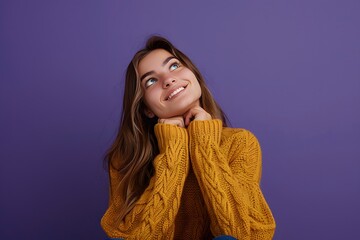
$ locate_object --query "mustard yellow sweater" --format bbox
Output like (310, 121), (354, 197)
(101, 120), (276, 239)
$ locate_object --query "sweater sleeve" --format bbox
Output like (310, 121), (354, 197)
(101, 124), (189, 239)
(188, 119), (276, 240)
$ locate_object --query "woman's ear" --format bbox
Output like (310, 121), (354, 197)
(144, 108), (155, 118)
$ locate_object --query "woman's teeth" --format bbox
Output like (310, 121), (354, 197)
(167, 87), (185, 100)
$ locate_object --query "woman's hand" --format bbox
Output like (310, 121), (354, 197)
(158, 116), (185, 128)
(158, 107), (211, 127)
(184, 106), (212, 127)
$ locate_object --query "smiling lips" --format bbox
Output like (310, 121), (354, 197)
(165, 85), (188, 100)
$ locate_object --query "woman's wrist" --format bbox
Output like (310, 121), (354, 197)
(188, 119), (223, 145)
(154, 123), (188, 152)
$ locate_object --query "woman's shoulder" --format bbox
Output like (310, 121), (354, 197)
(221, 127), (261, 148)
(222, 127), (258, 139)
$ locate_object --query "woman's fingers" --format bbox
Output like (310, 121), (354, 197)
(158, 107), (211, 128)
(184, 107), (212, 126)
(158, 116), (185, 128)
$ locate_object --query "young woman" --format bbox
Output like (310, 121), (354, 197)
(101, 36), (276, 240)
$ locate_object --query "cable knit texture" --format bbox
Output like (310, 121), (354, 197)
(101, 120), (276, 239)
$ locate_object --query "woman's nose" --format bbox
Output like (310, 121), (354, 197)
(163, 78), (176, 88)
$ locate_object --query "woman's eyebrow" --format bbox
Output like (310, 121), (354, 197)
(140, 56), (176, 81)
(162, 56), (176, 66)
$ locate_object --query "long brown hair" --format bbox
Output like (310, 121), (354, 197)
(104, 35), (228, 220)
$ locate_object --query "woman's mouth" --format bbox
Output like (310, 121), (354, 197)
(166, 85), (188, 100)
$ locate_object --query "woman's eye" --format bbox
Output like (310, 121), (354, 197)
(169, 62), (180, 71)
(145, 78), (157, 88)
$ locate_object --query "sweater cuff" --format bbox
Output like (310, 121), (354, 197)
(188, 119), (223, 144)
(154, 123), (188, 152)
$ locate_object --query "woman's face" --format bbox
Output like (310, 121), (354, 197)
(137, 49), (201, 119)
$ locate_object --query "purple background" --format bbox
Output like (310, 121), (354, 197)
(1, 0), (359, 239)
